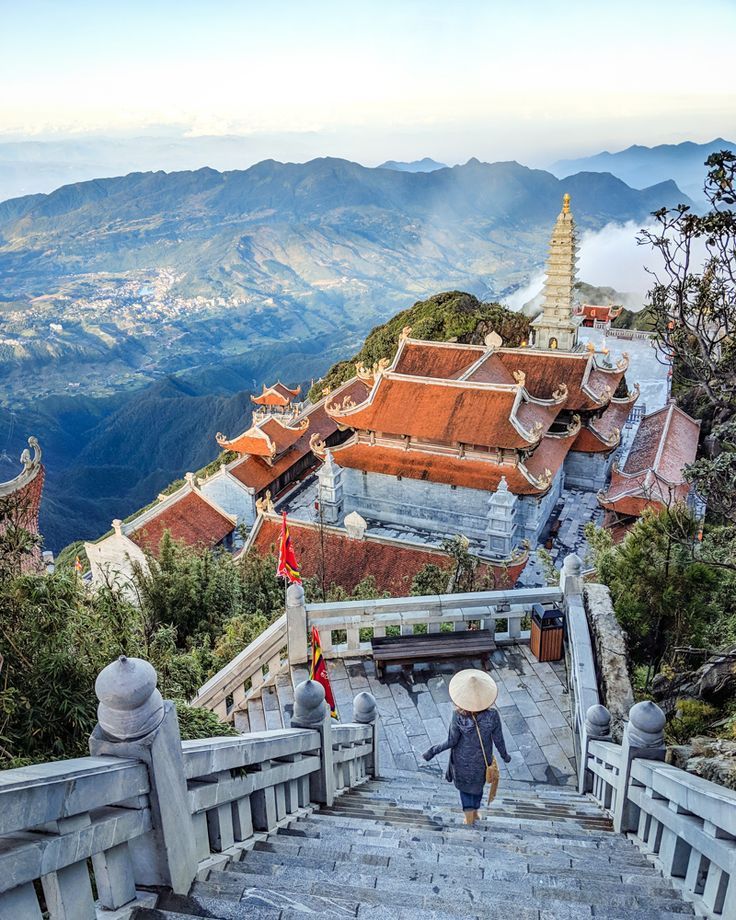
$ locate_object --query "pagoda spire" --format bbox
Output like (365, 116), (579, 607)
(529, 193), (582, 351)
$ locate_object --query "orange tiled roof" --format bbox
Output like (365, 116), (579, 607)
(128, 491), (235, 554)
(230, 379), (370, 493)
(326, 374), (560, 449)
(579, 304), (623, 321)
(247, 515), (526, 595)
(598, 402), (700, 517)
(484, 350), (627, 410)
(392, 340), (484, 379)
(571, 394), (636, 453)
(217, 416), (307, 457)
(251, 382), (301, 406)
(331, 427), (577, 495)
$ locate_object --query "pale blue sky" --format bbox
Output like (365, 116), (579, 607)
(1, 0), (734, 162)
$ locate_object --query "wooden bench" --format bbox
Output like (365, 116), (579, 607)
(371, 630), (495, 680)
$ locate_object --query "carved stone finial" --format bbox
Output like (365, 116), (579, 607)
(498, 475), (509, 493)
(292, 679), (328, 726)
(627, 700), (666, 749)
(185, 472), (197, 488)
(310, 432), (327, 457)
(95, 656), (165, 741)
(563, 553), (582, 575)
(286, 581), (305, 608)
(344, 510), (368, 540)
(112, 519), (123, 536)
(585, 704), (612, 739)
(485, 330), (503, 350)
(353, 691), (377, 724)
(512, 369), (526, 387)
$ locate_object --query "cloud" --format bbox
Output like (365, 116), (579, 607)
(505, 220), (665, 313)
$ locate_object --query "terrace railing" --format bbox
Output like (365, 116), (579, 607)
(0, 657), (378, 920)
(191, 614), (289, 722)
(582, 700), (736, 918)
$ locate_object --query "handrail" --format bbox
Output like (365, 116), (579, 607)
(192, 614), (288, 719)
(0, 756), (154, 916)
(306, 586), (563, 658)
(584, 702), (736, 918)
(0, 673), (380, 920)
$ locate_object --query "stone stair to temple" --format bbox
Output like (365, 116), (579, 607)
(131, 769), (696, 920)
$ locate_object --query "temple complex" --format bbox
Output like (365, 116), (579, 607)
(315, 196), (638, 557)
(598, 400), (700, 539)
(576, 303), (623, 328)
(0, 436), (44, 572)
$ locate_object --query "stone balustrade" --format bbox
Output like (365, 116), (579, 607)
(583, 700), (736, 918)
(294, 585), (564, 661)
(191, 613), (288, 721)
(0, 657), (378, 920)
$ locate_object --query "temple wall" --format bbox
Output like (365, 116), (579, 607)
(85, 532), (147, 592)
(564, 450), (614, 492)
(200, 473), (256, 525)
(516, 467), (565, 545)
(342, 468), (489, 542)
(341, 467), (562, 551)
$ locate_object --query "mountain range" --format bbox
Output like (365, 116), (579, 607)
(552, 138), (735, 202)
(378, 158), (448, 172)
(0, 156), (691, 550)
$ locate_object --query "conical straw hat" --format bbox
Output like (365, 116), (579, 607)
(448, 669), (498, 712)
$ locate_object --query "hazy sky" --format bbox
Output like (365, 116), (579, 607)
(1, 0), (734, 163)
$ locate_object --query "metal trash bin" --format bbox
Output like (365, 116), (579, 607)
(530, 603), (564, 662)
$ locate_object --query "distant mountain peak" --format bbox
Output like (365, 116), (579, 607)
(378, 157), (447, 173)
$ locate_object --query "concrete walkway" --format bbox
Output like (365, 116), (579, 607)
(326, 644), (577, 787)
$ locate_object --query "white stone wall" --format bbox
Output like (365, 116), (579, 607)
(342, 466), (563, 550)
(199, 472), (256, 525)
(564, 450), (614, 491)
(343, 468), (489, 541)
(85, 531), (147, 593)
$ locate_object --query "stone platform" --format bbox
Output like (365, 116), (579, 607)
(325, 644), (577, 787)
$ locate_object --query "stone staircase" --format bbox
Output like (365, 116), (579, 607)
(131, 769), (696, 920)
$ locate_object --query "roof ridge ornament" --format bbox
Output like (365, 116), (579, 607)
(484, 330), (503, 351)
(512, 369), (526, 387)
(399, 325), (412, 342)
(309, 432), (327, 457)
(552, 381), (569, 402)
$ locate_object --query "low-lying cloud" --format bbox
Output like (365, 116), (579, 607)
(505, 220), (661, 313)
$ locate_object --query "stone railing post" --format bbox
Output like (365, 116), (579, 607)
(560, 552), (583, 598)
(578, 704), (611, 793)
(353, 691), (379, 778)
(613, 700), (666, 834)
(286, 582), (309, 665)
(89, 656), (197, 895)
(290, 679), (334, 806)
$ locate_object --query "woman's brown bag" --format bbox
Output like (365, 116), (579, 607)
(472, 715), (500, 804)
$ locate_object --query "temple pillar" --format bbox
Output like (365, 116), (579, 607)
(486, 476), (518, 558)
(318, 450), (343, 524)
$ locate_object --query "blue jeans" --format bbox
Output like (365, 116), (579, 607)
(459, 790), (482, 810)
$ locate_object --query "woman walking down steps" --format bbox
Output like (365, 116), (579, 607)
(423, 669), (511, 826)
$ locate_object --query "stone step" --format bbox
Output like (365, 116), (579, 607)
(317, 804), (613, 835)
(203, 868), (693, 916)
(297, 814), (637, 852)
(251, 838), (662, 881)
(276, 819), (652, 859)
(265, 832), (655, 871)
(224, 857), (679, 902)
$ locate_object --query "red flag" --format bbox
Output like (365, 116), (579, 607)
(74, 555), (83, 573)
(276, 511), (301, 584)
(310, 625), (338, 719)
